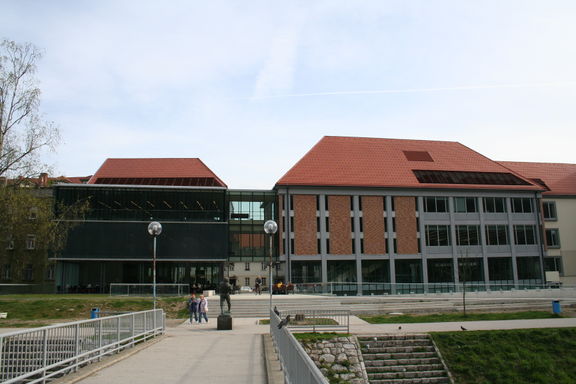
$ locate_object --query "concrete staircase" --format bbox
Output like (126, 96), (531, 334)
(218, 291), (571, 318)
(358, 334), (452, 384)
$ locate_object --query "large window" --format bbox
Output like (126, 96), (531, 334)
(395, 259), (422, 283)
(483, 197), (506, 213)
(423, 197), (448, 213)
(545, 229), (561, 248)
(511, 198), (533, 213)
(456, 225), (480, 246)
(517, 257), (541, 280)
(427, 259), (454, 283)
(454, 197), (477, 213)
(543, 201), (557, 220)
(327, 260), (356, 282)
(361, 260), (390, 283)
(514, 225), (536, 245)
(425, 225), (451, 246)
(458, 258), (484, 282)
(485, 225), (509, 246)
(488, 258), (513, 281)
(292, 261), (321, 283)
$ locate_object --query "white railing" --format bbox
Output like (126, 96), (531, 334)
(109, 283), (189, 296)
(0, 309), (164, 384)
(270, 310), (329, 384)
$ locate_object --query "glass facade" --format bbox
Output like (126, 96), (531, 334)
(291, 261), (321, 283)
(361, 260), (390, 283)
(228, 190), (277, 261)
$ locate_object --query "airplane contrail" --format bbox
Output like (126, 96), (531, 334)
(250, 81), (576, 100)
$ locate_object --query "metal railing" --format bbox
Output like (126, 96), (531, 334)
(0, 309), (164, 384)
(109, 283), (189, 296)
(292, 281), (560, 296)
(270, 310), (329, 384)
(279, 309), (350, 333)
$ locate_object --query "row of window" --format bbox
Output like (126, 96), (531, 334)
(0, 264), (55, 281)
(425, 224), (540, 246)
(4, 235), (37, 250)
(424, 197), (536, 214)
(228, 262), (269, 272)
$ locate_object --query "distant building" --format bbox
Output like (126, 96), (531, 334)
(500, 161), (576, 285)
(275, 136), (546, 294)
(53, 158), (278, 293)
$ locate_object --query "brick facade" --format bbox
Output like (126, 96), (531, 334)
(294, 195), (317, 255)
(361, 196), (386, 254)
(278, 195), (284, 255)
(394, 196), (419, 254)
(328, 195), (352, 254)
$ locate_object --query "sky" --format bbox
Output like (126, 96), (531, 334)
(2, 0), (576, 189)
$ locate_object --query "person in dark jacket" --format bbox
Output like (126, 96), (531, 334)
(187, 293), (199, 324)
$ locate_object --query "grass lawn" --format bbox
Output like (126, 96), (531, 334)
(0, 295), (189, 327)
(360, 311), (561, 324)
(432, 328), (576, 384)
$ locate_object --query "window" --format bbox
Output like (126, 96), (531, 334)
(29, 207), (38, 220)
(23, 264), (33, 281)
(261, 277), (267, 287)
(511, 198), (533, 213)
(425, 225), (451, 246)
(454, 197), (477, 213)
(228, 263), (235, 271)
(485, 225), (509, 245)
(244, 262), (250, 271)
(456, 225), (480, 246)
(514, 225), (536, 245)
(483, 197), (506, 213)
(543, 201), (557, 221)
(6, 235), (14, 250)
(244, 277), (250, 286)
(1, 264), (11, 280)
(26, 234), (36, 250)
(423, 197), (448, 213)
(545, 229), (561, 248)
(46, 264), (55, 281)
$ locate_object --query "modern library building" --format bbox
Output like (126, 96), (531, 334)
(50, 136), (571, 295)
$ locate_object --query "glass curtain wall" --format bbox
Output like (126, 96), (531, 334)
(427, 258), (454, 292)
(395, 259), (423, 293)
(228, 190), (277, 262)
(488, 258), (514, 290)
(362, 260), (390, 295)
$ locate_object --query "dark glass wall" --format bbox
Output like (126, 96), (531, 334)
(228, 190), (277, 262)
(55, 186), (226, 222)
(61, 222), (228, 260)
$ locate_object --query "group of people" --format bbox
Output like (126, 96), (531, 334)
(187, 293), (209, 324)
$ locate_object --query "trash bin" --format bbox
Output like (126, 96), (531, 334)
(552, 300), (561, 315)
(90, 308), (100, 319)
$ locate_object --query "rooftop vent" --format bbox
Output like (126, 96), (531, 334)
(403, 151), (434, 162)
(413, 170), (531, 185)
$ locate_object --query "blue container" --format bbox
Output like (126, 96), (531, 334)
(90, 308), (100, 319)
(552, 300), (561, 315)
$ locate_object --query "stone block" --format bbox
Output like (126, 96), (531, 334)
(217, 314), (232, 330)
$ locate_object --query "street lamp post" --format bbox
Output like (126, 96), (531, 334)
(263, 220), (278, 316)
(147, 221), (162, 310)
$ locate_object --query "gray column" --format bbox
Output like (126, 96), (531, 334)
(386, 196), (396, 293)
(418, 196), (429, 292)
(478, 196), (490, 289)
(449, 197), (460, 286)
(506, 198), (519, 287)
(353, 195), (363, 295)
(319, 195), (328, 287)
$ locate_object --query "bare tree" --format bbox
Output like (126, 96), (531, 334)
(0, 39), (59, 179)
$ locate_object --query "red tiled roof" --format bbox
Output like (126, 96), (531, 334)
(88, 158), (227, 187)
(499, 161), (576, 196)
(276, 136), (542, 191)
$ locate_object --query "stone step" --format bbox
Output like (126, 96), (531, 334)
(362, 346), (436, 354)
(358, 334), (430, 341)
(369, 377), (451, 384)
(362, 352), (438, 360)
(365, 357), (441, 367)
(359, 339), (432, 348)
(368, 369), (448, 380)
(365, 363), (445, 373)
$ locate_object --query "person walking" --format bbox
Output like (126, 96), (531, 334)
(254, 276), (262, 295)
(198, 294), (208, 323)
(187, 293), (199, 324)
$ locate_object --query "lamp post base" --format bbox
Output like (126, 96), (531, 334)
(217, 314), (233, 330)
